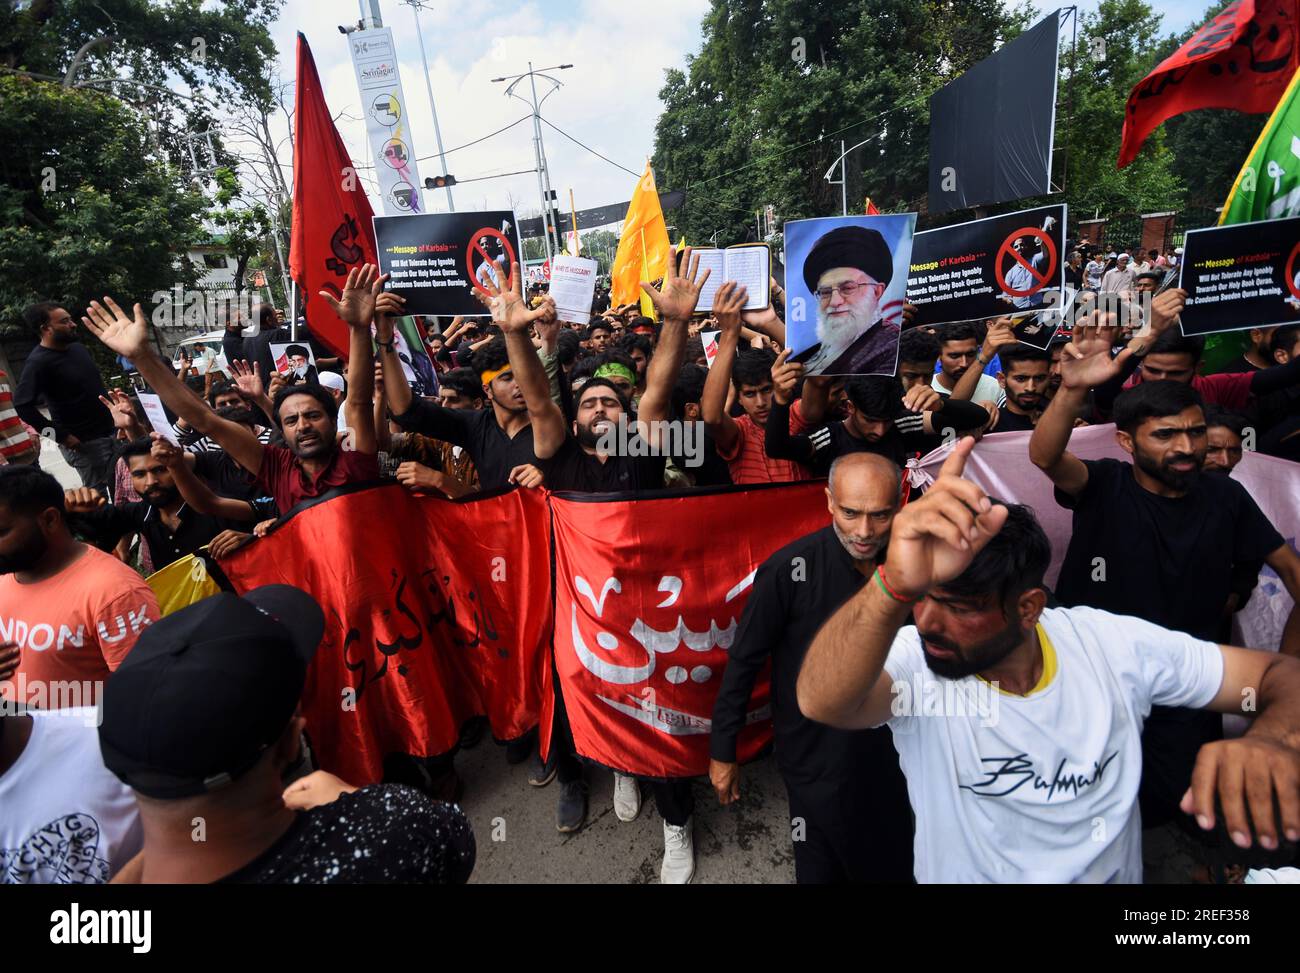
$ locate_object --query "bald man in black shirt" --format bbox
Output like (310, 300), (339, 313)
(710, 452), (913, 883)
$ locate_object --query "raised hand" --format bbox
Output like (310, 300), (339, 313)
(63, 487), (106, 514)
(881, 437), (1008, 601)
(320, 263), (387, 328)
(1059, 317), (1129, 391)
(373, 291), (407, 342)
(82, 297), (152, 361)
(1142, 287), (1186, 339)
(712, 280), (749, 337)
(770, 348), (803, 405)
(229, 359), (264, 400)
(475, 261), (553, 334)
(641, 246), (713, 322)
(149, 432), (183, 468)
(981, 317), (1017, 359)
(98, 389), (138, 432)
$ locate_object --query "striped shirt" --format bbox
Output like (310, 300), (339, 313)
(717, 408), (813, 485)
(0, 371), (38, 464)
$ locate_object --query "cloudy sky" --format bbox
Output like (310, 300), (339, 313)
(249, 0), (1212, 220)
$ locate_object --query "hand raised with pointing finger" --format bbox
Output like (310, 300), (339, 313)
(882, 437), (1007, 601)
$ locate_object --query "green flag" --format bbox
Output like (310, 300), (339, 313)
(1220, 66), (1300, 225)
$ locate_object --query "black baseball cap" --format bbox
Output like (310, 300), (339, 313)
(99, 586), (324, 799)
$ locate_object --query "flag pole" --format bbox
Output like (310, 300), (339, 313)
(570, 188), (580, 256)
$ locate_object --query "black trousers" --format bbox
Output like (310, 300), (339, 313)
(548, 665), (585, 785)
(784, 734), (914, 884)
(649, 780), (694, 827)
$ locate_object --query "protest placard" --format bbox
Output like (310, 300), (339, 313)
(373, 211), (522, 316)
(907, 204), (1066, 327)
(1178, 216), (1300, 336)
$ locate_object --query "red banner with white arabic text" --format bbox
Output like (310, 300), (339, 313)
(548, 483), (831, 779)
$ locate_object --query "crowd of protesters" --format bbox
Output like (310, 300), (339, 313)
(3, 237), (1300, 887)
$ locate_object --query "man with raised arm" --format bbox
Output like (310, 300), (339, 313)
(378, 265), (556, 491)
(797, 438), (1300, 883)
(81, 267), (385, 514)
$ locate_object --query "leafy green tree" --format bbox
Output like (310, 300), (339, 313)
(208, 167), (273, 296)
(0, 76), (207, 343)
(652, 0), (1032, 243)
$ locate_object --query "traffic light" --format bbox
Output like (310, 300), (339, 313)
(424, 175), (457, 189)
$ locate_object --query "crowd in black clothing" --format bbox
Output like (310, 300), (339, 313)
(4, 243), (1300, 887)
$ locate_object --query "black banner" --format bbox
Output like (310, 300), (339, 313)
(907, 204), (1066, 327)
(1178, 216), (1300, 337)
(372, 211), (522, 317)
(518, 190), (686, 239)
(927, 12), (1059, 213)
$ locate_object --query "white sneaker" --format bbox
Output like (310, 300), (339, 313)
(660, 817), (695, 884)
(613, 772), (641, 822)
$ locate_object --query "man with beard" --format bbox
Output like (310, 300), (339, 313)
(796, 225), (900, 376)
(15, 303), (116, 493)
(1030, 325), (1300, 836)
(60, 438), (239, 567)
(997, 215), (1056, 312)
(765, 368), (986, 473)
(0, 466), (159, 706)
(379, 296), (551, 492)
(1203, 407), (1248, 475)
(710, 452), (913, 883)
(82, 268), (385, 516)
(990, 344), (1052, 432)
(523, 249), (710, 869)
(282, 345), (319, 386)
(797, 452), (1300, 883)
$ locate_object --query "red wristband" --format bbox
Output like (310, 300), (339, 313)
(874, 564), (920, 605)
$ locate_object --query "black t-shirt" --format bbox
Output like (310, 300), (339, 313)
(216, 784), (475, 884)
(711, 525), (905, 787)
(14, 344), (114, 442)
(193, 449), (265, 505)
(71, 501), (243, 567)
(994, 406), (1037, 432)
(1054, 458), (1282, 642)
(540, 433), (666, 493)
(392, 400), (536, 490)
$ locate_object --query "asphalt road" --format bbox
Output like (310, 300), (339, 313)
(456, 740), (797, 884)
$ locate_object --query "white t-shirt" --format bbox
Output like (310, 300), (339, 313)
(0, 708), (142, 884)
(932, 370), (1004, 407)
(881, 606), (1223, 883)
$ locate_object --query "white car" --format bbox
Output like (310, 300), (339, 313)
(171, 330), (230, 375)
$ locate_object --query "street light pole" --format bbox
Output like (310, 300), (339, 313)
(492, 62), (573, 270)
(404, 1), (455, 212)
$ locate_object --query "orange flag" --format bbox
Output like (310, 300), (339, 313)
(612, 162), (670, 307)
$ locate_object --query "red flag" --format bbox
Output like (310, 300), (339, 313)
(289, 33), (378, 360)
(865, 197), (880, 215)
(548, 483), (831, 778)
(1118, 0), (1300, 168)
(221, 485), (553, 785)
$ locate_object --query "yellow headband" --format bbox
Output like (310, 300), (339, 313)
(481, 366), (510, 386)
